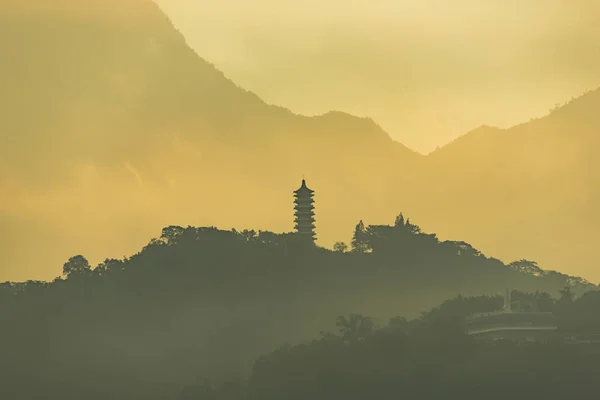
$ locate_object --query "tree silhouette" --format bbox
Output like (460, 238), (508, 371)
(351, 221), (369, 253)
(62, 255), (91, 278)
(559, 286), (575, 303)
(509, 259), (546, 276)
(249, 298), (600, 400)
(394, 213), (405, 227)
(93, 258), (124, 276)
(333, 242), (348, 253)
(388, 316), (409, 333)
(160, 225), (186, 245)
(335, 314), (374, 342)
(0, 216), (596, 399)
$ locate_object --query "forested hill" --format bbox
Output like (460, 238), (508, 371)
(0, 215), (595, 396)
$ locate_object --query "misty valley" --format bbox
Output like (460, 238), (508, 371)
(2, 214), (600, 399)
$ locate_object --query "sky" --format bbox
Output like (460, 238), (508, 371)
(2, 0), (600, 284)
(157, 0), (600, 153)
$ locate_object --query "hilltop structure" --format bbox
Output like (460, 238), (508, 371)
(293, 179), (316, 243)
(465, 289), (558, 342)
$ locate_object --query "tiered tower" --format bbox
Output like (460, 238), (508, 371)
(293, 179), (316, 243)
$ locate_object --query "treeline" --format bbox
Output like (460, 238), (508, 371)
(183, 290), (600, 400)
(2, 286), (600, 399)
(2, 213), (593, 294)
(0, 215), (597, 398)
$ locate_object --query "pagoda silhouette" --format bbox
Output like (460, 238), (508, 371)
(293, 178), (316, 243)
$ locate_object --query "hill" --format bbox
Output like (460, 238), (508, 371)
(0, 216), (596, 397)
(2, 0), (600, 283)
(423, 88), (600, 281)
(245, 290), (600, 400)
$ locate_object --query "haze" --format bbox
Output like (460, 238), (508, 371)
(158, 0), (600, 153)
(2, 0), (600, 285)
(3, 2), (600, 397)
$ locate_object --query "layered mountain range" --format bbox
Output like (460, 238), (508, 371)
(1, 0), (599, 282)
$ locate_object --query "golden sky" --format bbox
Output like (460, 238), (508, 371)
(2, 0), (600, 284)
(158, 0), (600, 153)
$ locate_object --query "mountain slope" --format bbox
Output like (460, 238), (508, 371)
(0, 0), (420, 281)
(1, 0), (600, 283)
(422, 88), (600, 281)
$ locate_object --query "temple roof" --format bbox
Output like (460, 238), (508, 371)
(294, 179), (314, 194)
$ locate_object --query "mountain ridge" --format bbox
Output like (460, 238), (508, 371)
(2, 0), (600, 283)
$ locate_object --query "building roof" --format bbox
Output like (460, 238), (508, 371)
(294, 179), (314, 195)
(465, 289), (558, 337)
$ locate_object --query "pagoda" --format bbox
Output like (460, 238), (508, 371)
(293, 179), (316, 243)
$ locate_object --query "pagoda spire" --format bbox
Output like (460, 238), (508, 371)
(293, 178), (316, 242)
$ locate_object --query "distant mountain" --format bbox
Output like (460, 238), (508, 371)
(0, 0), (420, 280)
(1, 0), (599, 283)
(421, 88), (600, 282)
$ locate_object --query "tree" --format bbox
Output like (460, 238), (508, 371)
(509, 259), (545, 276)
(62, 255), (91, 278)
(404, 217), (422, 234)
(394, 213), (405, 228)
(532, 291), (554, 312)
(160, 225), (185, 245)
(388, 316), (409, 333)
(335, 314), (374, 342)
(351, 221), (369, 253)
(237, 229), (258, 242)
(333, 242), (348, 253)
(394, 213), (421, 234)
(449, 241), (482, 257)
(559, 286), (575, 303)
(257, 231), (289, 247)
(94, 258), (123, 276)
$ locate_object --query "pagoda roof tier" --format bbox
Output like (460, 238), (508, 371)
(293, 179), (315, 194)
(294, 202), (314, 208)
(295, 221), (316, 226)
(295, 220), (315, 224)
(295, 224), (316, 230)
(294, 214), (315, 219)
(293, 190), (314, 195)
(294, 212), (315, 218)
(294, 191), (314, 197)
(295, 227), (316, 232)
(296, 232), (317, 238)
(295, 230), (316, 235)
(294, 208), (315, 212)
(293, 196), (314, 202)
(294, 202), (314, 207)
